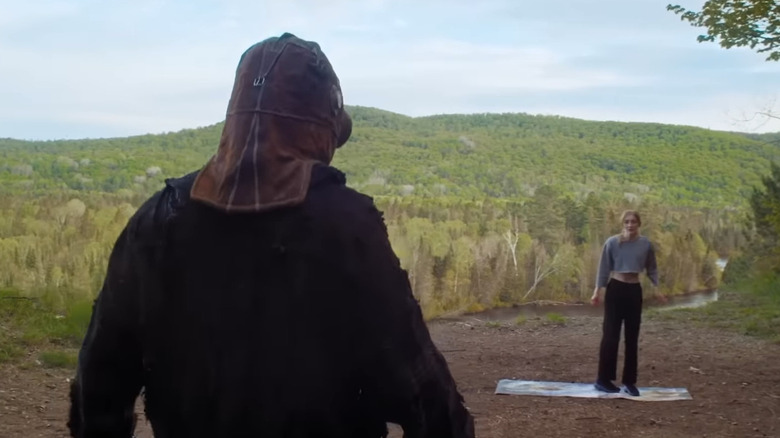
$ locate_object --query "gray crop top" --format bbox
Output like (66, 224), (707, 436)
(596, 235), (658, 288)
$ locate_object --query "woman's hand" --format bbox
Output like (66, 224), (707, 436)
(591, 287), (603, 306)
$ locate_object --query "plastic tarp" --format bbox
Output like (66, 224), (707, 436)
(495, 379), (692, 402)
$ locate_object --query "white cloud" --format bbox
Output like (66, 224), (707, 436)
(332, 38), (652, 117)
(0, 0), (777, 139)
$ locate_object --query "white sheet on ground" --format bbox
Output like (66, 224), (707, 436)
(494, 379), (692, 401)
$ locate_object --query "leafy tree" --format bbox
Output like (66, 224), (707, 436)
(723, 161), (780, 281)
(748, 161), (780, 267)
(668, 0), (780, 61)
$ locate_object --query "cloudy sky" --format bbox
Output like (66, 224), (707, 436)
(1, 0), (779, 140)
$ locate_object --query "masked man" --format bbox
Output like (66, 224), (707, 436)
(68, 33), (474, 438)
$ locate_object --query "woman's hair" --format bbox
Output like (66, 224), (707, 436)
(618, 210), (641, 243)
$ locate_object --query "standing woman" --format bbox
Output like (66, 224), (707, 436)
(590, 210), (665, 396)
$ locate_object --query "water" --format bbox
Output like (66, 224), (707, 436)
(446, 289), (719, 323)
(442, 259), (727, 324)
(659, 289), (719, 311)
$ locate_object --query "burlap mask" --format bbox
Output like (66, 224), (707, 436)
(191, 33), (352, 212)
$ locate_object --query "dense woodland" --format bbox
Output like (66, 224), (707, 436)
(1, 107), (778, 318)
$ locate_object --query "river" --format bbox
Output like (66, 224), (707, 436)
(442, 258), (728, 323)
(445, 289), (720, 323)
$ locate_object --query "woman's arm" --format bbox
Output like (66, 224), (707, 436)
(591, 239), (612, 305)
(646, 242), (667, 303)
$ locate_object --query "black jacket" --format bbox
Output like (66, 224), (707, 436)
(68, 164), (475, 438)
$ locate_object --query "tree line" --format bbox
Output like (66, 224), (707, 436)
(0, 183), (738, 319)
(1, 106), (775, 319)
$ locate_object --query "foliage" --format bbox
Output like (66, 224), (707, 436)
(0, 106), (773, 347)
(651, 274), (780, 342)
(39, 350), (79, 369)
(689, 161), (780, 343)
(0, 184), (730, 323)
(668, 0), (780, 61)
(0, 288), (91, 364)
(748, 161), (780, 264)
(2, 107), (779, 210)
(544, 312), (566, 325)
(723, 160), (780, 282)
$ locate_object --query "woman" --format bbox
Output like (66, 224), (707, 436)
(590, 210), (665, 396)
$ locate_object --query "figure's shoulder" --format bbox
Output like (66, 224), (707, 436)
(306, 164), (386, 233)
(604, 235), (620, 246)
(165, 170), (199, 199)
(308, 164), (377, 210)
(126, 170), (200, 242)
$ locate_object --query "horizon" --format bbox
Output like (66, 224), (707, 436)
(2, 0), (780, 141)
(3, 104), (778, 143)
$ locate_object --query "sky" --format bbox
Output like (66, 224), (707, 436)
(1, 0), (779, 140)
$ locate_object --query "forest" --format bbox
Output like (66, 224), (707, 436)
(1, 106), (778, 319)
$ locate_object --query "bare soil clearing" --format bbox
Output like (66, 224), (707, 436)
(2, 314), (779, 437)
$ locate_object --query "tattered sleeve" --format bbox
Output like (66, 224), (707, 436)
(67, 198), (159, 437)
(349, 200), (475, 438)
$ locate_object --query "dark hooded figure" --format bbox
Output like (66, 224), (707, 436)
(67, 33), (474, 438)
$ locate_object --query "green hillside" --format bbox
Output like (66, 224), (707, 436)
(2, 106), (778, 210)
(0, 106), (776, 325)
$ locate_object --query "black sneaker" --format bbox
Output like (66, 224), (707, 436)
(623, 384), (640, 396)
(594, 380), (621, 393)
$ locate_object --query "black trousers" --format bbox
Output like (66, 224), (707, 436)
(597, 278), (643, 385)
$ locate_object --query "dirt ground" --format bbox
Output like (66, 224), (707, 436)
(2, 314), (779, 438)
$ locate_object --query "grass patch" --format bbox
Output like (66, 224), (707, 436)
(465, 302), (486, 313)
(485, 320), (503, 328)
(544, 312), (566, 325)
(0, 288), (92, 365)
(649, 274), (780, 342)
(0, 342), (24, 364)
(39, 350), (79, 369)
(514, 315), (527, 326)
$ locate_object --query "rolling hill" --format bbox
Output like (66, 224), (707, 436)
(1, 106), (778, 209)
